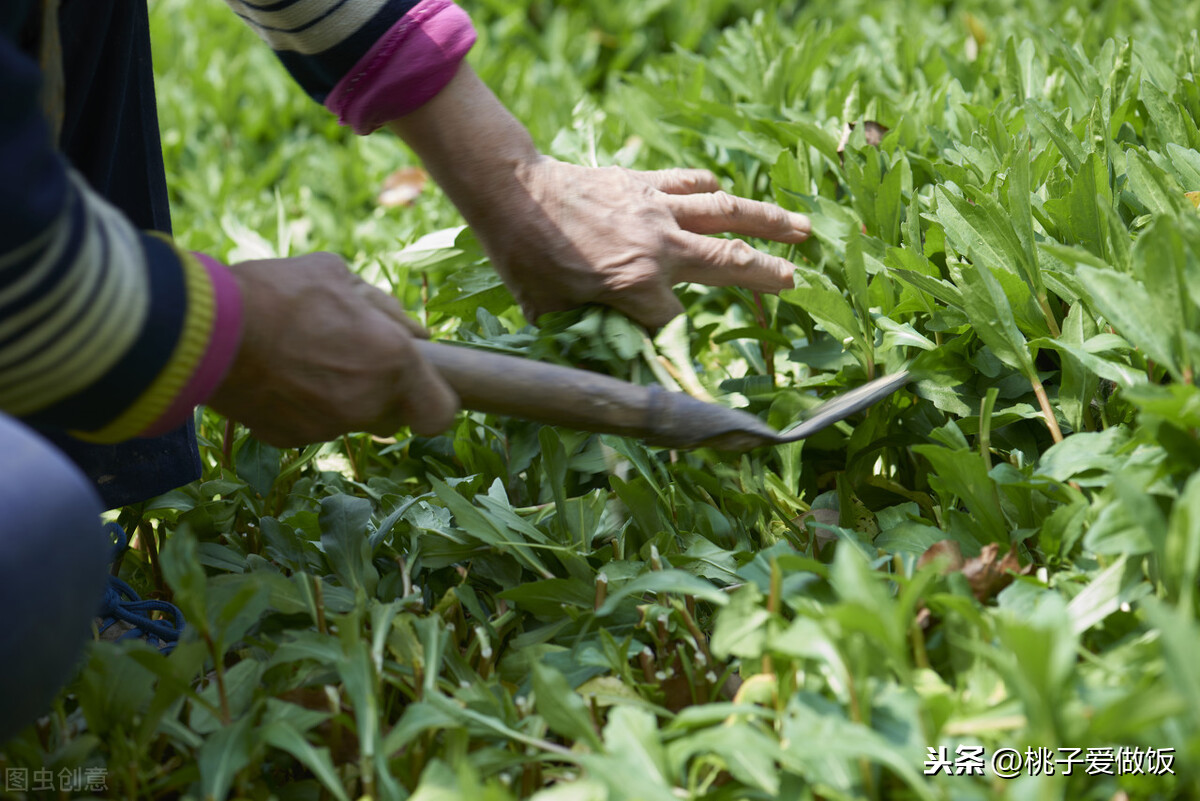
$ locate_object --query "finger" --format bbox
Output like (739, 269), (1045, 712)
(670, 233), (796, 292)
(354, 279), (429, 338)
(630, 168), (720, 195)
(666, 191), (811, 243)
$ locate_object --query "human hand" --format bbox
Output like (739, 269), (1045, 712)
(484, 157), (810, 329)
(207, 253), (459, 446)
(387, 66), (808, 330)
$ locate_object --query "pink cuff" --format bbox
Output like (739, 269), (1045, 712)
(140, 254), (244, 437)
(325, 0), (477, 134)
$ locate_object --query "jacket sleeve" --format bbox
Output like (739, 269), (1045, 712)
(224, 0), (477, 134)
(0, 37), (243, 443)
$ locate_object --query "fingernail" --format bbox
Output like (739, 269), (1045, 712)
(791, 213), (812, 236)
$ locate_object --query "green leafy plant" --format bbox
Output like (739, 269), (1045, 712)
(5, 1), (1200, 799)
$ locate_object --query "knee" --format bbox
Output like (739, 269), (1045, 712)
(0, 415), (109, 744)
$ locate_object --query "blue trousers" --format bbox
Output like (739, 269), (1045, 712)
(0, 415), (110, 743)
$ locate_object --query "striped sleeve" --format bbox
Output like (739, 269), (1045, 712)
(225, 0), (476, 133)
(0, 37), (243, 443)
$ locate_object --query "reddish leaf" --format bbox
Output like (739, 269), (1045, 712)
(919, 540), (1031, 602)
(378, 167), (427, 207)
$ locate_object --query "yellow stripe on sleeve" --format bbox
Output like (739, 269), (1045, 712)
(70, 238), (216, 443)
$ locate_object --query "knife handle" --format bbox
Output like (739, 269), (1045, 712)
(412, 340), (771, 448)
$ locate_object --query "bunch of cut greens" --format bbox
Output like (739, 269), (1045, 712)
(5, 0), (1200, 799)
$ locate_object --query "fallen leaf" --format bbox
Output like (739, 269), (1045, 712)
(919, 540), (1031, 602)
(917, 539), (966, 572)
(378, 166), (427, 207)
(793, 507), (840, 549)
(837, 120), (890, 158)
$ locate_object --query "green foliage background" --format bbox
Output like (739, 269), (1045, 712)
(5, 0), (1200, 798)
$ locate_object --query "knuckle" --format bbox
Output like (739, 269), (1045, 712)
(602, 258), (663, 295)
(692, 170), (719, 190)
(764, 204), (790, 229)
(672, 169), (701, 191)
(725, 239), (758, 269)
(713, 191), (743, 219)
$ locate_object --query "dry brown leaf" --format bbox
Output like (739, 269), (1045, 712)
(919, 540), (1031, 603)
(917, 539), (966, 572)
(837, 120), (890, 158)
(793, 507), (840, 549)
(378, 166), (428, 207)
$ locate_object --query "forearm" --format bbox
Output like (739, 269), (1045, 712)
(0, 38), (242, 442)
(385, 65), (540, 233)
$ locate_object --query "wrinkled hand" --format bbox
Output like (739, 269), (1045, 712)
(208, 253), (458, 446)
(387, 66), (809, 330)
(482, 157), (811, 329)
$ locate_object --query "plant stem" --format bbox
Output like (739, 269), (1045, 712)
(593, 573), (608, 611)
(1031, 375), (1064, 443)
(312, 574), (328, 635)
(753, 291), (776, 382)
(979, 387), (998, 471)
(1037, 292), (1061, 338)
(676, 599), (713, 667)
(342, 434), (363, 483)
(204, 632), (232, 726)
(222, 418), (235, 469)
(139, 519), (165, 596)
(763, 558), (781, 678)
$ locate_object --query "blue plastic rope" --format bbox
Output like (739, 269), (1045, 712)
(98, 522), (185, 652)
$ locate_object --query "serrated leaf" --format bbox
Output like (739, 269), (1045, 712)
(955, 260), (1036, 379)
(936, 186), (1036, 292)
(1077, 264), (1177, 377)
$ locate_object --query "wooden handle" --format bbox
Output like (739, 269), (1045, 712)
(413, 340), (776, 449)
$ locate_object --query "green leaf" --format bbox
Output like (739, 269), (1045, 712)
(1065, 555), (1144, 635)
(780, 272), (859, 342)
(261, 722), (350, 801)
(955, 260), (1036, 379)
(319, 495), (380, 597)
(1025, 100), (1084, 171)
(235, 437), (281, 497)
(710, 584), (768, 659)
(595, 569), (728, 617)
(198, 714), (254, 801)
(160, 524), (208, 631)
(1077, 263), (1177, 377)
(1165, 471), (1200, 606)
(430, 475), (555, 578)
(936, 186), (1036, 291)
(1125, 149), (1190, 217)
(382, 701), (460, 756)
(426, 265), (516, 318)
(1141, 79), (1190, 146)
(532, 660), (603, 750)
(913, 442), (1008, 544)
(666, 723), (782, 794)
(584, 707), (675, 800)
